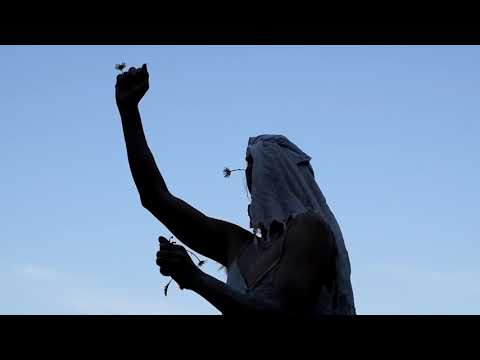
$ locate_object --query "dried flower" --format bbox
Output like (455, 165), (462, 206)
(223, 167), (245, 178)
(115, 62), (127, 73)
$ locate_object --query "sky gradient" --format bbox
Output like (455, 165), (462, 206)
(1, 45), (479, 314)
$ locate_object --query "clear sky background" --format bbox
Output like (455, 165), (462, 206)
(0, 45), (479, 314)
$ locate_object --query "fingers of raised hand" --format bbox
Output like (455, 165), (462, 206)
(115, 67), (140, 83)
(115, 73), (125, 87)
(128, 66), (149, 82)
(115, 65), (148, 89)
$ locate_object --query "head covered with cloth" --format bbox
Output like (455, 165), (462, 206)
(244, 134), (355, 314)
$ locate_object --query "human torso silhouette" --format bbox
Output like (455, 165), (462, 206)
(116, 64), (355, 316)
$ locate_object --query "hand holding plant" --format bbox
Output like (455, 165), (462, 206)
(156, 236), (207, 296)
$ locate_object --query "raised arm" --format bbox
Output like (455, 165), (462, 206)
(115, 65), (249, 266)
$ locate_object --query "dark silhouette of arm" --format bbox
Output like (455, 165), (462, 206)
(118, 104), (169, 197)
(116, 65), (249, 266)
(188, 214), (337, 316)
(189, 271), (285, 316)
(156, 240), (283, 316)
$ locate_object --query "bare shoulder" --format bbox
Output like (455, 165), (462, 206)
(284, 212), (336, 257)
(275, 212), (337, 304)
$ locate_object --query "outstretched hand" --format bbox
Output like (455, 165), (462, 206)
(156, 236), (200, 290)
(115, 64), (149, 109)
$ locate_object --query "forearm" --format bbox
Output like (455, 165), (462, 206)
(188, 270), (285, 317)
(118, 103), (169, 198)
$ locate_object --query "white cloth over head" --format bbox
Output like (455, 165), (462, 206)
(246, 134), (356, 314)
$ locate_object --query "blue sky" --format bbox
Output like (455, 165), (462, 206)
(0, 45), (479, 314)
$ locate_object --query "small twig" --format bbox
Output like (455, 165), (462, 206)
(164, 279), (173, 296)
(186, 250), (203, 264)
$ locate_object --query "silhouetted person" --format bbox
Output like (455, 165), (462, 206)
(115, 64), (356, 317)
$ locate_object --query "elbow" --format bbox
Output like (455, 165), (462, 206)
(138, 186), (155, 209)
(139, 188), (171, 211)
(140, 194), (153, 210)
(140, 191), (158, 210)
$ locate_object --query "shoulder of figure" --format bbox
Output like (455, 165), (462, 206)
(284, 212), (335, 256)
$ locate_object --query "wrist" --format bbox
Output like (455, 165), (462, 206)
(117, 100), (139, 114)
(185, 267), (204, 291)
